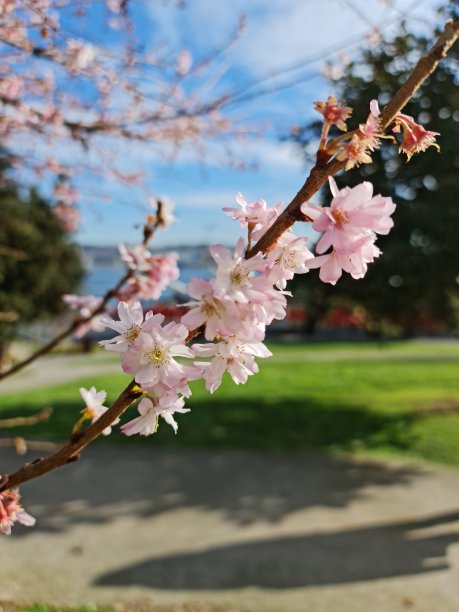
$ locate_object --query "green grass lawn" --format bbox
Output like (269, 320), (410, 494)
(2, 341), (459, 465)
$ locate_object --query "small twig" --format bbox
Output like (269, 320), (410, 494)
(0, 271), (130, 381)
(0, 407), (53, 429)
(0, 437), (59, 455)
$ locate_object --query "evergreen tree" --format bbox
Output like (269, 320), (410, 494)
(0, 176), (84, 359)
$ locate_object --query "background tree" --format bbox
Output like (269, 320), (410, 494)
(290, 11), (459, 337)
(0, 169), (83, 362)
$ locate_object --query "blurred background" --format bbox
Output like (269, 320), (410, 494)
(1, 1), (459, 611)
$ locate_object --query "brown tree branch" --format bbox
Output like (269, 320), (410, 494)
(0, 19), (457, 493)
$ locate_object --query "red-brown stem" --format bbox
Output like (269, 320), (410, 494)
(318, 122), (331, 151)
(0, 19), (457, 492)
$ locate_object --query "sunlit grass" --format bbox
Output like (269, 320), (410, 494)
(2, 342), (459, 465)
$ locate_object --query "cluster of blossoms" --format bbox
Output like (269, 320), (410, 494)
(63, 199), (179, 337)
(95, 184), (398, 438)
(62, 294), (106, 338)
(315, 97), (440, 170)
(93, 183), (399, 441)
(94, 193), (315, 437)
(303, 177), (396, 284)
(119, 246), (179, 301)
(0, 0), (247, 260)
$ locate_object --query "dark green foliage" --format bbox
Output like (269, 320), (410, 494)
(290, 17), (459, 335)
(0, 182), (83, 351)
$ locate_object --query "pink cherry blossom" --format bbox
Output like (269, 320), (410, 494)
(0, 489), (36, 536)
(176, 50), (193, 77)
(394, 115), (440, 161)
(99, 301), (151, 352)
(122, 252), (179, 301)
(194, 330), (272, 393)
(358, 99), (383, 149)
(121, 314), (196, 389)
(53, 181), (79, 206)
(267, 232), (313, 289)
(121, 393), (189, 436)
(119, 244), (152, 271)
(53, 203), (80, 232)
(302, 178), (395, 255)
(79, 386), (117, 435)
(223, 193), (282, 240)
(308, 236), (381, 285)
(243, 283), (289, 327)
(148, 196), (177, 228)
(211, 238), (271, 304)
(314, 95), (352, 131)
(66, 40), (96, 71)
(62, 294), (106, 338)
(180, 277), (242, 340)
(336, 134), (373, 170)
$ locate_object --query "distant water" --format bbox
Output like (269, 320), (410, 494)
(82, 265), (212, 299)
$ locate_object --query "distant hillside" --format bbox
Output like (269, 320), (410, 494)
(81, 244), (216, 270)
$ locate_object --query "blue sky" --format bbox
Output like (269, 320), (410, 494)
(63, 0), (444, 247)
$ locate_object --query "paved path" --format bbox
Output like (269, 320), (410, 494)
(3, 342), (459, 395)
(0, 352), (119, 395)
(2, 447), (459, 611)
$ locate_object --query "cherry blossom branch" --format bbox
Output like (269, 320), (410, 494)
(0, 19), (457, 493)
(0, 207), (165, 382)
(247, 19), (459, 259)
(0, 92), (231, 145)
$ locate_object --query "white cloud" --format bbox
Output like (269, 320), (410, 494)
(144, 0), (441, 80)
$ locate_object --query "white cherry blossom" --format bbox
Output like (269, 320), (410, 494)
(121, 393), (189, 436)
(121, 314), (196, 389)
(100, 301), (150, 353)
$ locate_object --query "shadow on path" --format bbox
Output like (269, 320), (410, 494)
(4, 444), (422, 534)
(95, 510), (459, 590)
